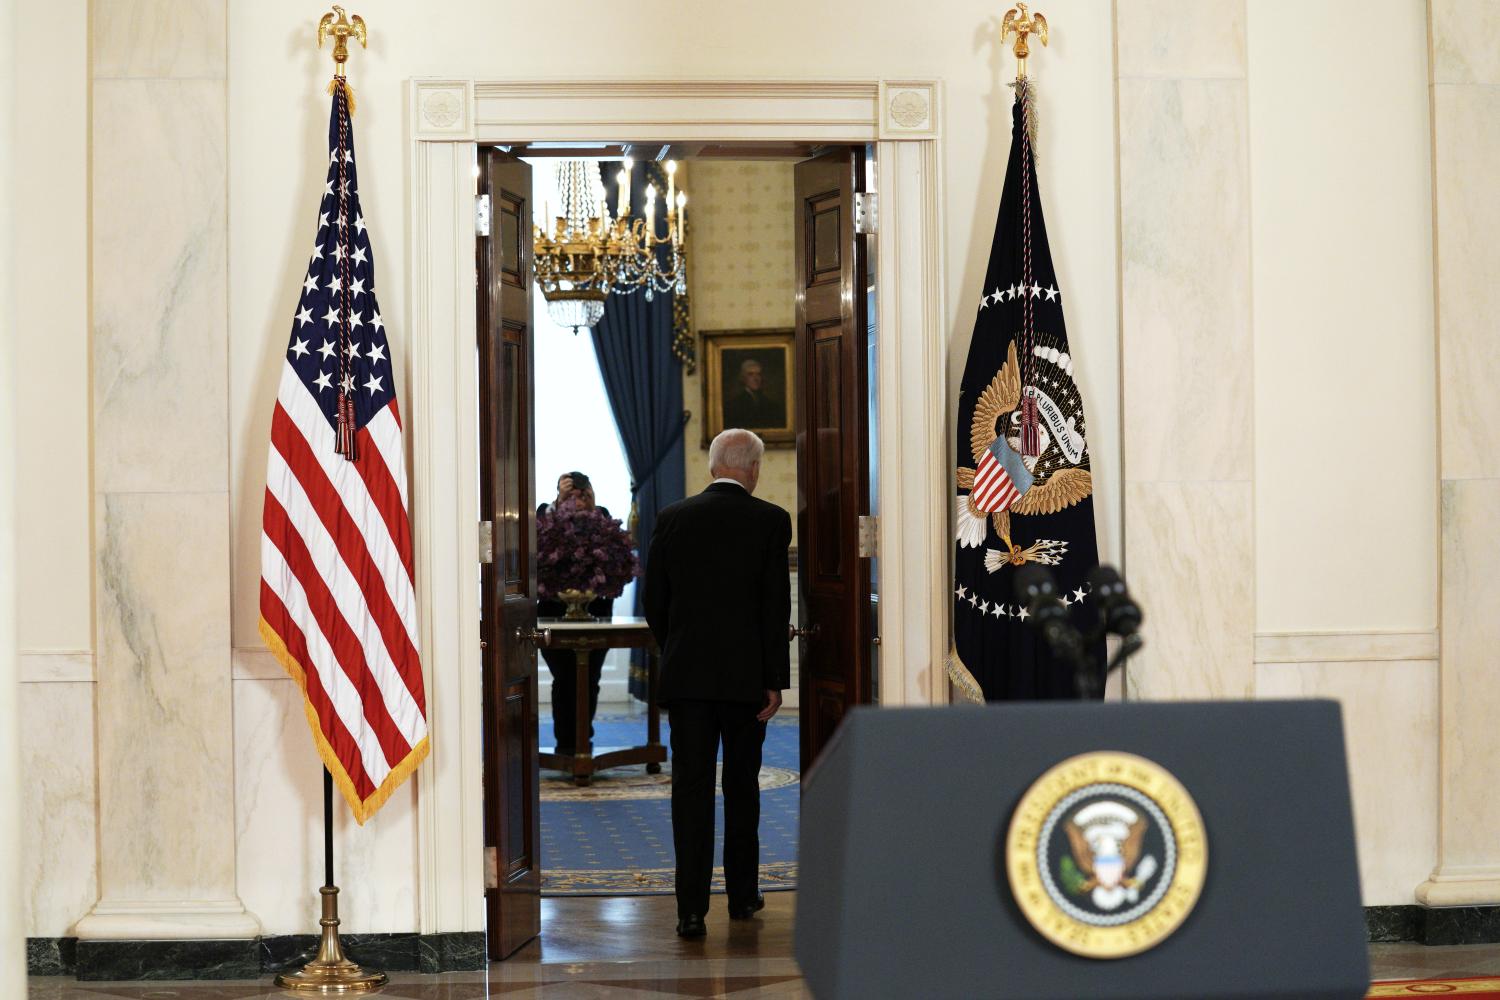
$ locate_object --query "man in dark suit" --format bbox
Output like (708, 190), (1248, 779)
(645, 428), (792, 938)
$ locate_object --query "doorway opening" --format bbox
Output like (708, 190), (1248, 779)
(475, 141), (880, 960)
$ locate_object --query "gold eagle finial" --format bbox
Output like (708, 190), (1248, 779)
(1001, 3), (1049, 80)
(318, 6), (367, 79)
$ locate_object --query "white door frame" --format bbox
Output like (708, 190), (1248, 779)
(404, 77), (949, 934)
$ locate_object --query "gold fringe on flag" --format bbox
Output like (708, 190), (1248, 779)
(260, 617), (430, 825)
(945, 645), (986, 705)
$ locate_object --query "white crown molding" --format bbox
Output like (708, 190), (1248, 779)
(1254, 629), (1438, 664)
(410, 77), (943, 144)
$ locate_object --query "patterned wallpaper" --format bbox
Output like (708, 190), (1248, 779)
(681, 161), (799, 541)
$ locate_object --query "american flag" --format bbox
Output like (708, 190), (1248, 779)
(259, 81), (428, 824)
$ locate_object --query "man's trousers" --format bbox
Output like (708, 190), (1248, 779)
(668, 699), (766, 918)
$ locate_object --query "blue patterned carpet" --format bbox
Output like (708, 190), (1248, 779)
(539, 713), (800, 896)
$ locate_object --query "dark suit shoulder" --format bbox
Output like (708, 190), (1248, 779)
(749, 495), (790, 521)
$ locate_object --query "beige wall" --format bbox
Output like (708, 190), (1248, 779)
(682, 161), (798, 527)
(1246, 0), (1439, 906)
(1250, 0), (1437, 634)
(11, 0), (1490, 942)
(15, 0), (91, 655)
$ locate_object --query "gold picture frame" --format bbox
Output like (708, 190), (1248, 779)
(700, 328), (796, 448)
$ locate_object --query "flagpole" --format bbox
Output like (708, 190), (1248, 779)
(324, 768), (334, 890)
(273, 9), (388, 992)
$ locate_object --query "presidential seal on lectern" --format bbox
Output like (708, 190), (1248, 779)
(1006, 751), (1207, 960)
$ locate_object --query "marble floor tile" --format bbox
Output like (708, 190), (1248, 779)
(26, 897), (1500, 998)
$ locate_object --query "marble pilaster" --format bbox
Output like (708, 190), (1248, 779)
(76, 0), (255, 940)
(1116, 0), (1254, 701)
(1419, 0), (1500, 910)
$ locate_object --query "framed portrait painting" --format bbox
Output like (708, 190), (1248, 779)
(700, 328), (796, 448)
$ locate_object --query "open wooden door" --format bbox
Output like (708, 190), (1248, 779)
(477, 148), (541, 960)
(794, 149), (873, 771)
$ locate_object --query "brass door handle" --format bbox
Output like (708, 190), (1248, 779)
(515, 627), (552, 648)
(789, 623), (820, 641)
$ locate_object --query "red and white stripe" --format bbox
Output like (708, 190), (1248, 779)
(260, 361), (427, 823)
(971, 447), (1021, 514)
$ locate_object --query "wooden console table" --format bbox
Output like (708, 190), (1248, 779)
(536, 616), (665, 786)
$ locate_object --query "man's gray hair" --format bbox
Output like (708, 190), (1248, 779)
(708, 428), (765, 474)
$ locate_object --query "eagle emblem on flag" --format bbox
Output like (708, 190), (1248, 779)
(949, 79), (1104, 701)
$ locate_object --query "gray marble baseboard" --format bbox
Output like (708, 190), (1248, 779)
(76, 938), (260, 981)
(31, 931), (487, 979)
(26, 937), (77, 977)
(1365, 905), (1500, 945)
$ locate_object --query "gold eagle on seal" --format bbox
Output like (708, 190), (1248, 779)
(956, 341), (1092, 565)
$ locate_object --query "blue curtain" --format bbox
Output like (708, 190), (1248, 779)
(594, 162), (689, 699)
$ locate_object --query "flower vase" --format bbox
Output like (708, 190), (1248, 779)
(557, 588), (597, 621)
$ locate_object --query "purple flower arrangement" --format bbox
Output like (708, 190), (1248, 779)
(536, 498), (640, 599)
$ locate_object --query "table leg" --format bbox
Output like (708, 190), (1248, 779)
(574, 649), (592, 787)
(646, 648), (662, 775)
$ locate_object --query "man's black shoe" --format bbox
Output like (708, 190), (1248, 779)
(728, 893), (766, 920)
(676, 914), (707, 938)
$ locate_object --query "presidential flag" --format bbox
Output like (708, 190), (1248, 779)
(259, 80), (429, 823)
(949, 81), (1104, 702)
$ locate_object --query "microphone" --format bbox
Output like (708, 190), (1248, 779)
(1013, 565), (1082, 661)
(1087, 565), (1143, 638)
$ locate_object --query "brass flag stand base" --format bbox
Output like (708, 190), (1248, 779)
(277, 768), (386, 993)
(274, 885), (387, 993)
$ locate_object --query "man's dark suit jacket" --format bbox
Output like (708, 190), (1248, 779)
(644, 482), (792, 706)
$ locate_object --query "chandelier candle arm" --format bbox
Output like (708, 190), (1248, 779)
(532, 158), (689, 329)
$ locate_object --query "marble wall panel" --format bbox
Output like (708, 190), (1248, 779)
(1118, 77), (1252, 483)
(92, 78), (227, 494)
(1123, 481), (1254, 701)
(1431, 0), (1500, 86)
(20, 682), (98, 937)
(1434, 85), (1500, 481)
(1434, 478), (1500, 870)
(1255, 659), (1438, 905)
(234, 678), (418, 934)
(91, 0), (224, 79)
(94, 492), (237, 901)
(1116, 0), (1246, 79)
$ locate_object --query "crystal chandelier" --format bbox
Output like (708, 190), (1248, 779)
(532, 158), (687, 333)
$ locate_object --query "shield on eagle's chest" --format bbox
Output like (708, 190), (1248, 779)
(949, 81), (1104, 702)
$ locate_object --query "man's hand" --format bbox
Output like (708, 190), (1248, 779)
(554, 475), (575, 507)
(756, 689), (782, 723)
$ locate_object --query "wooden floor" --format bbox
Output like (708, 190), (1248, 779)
(25, 893), (1500, 998)
(512, 891), (798, 964)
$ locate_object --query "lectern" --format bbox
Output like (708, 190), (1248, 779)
(796, 701), (1369, 1000)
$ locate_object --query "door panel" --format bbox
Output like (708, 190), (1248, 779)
(477, 148), (540, 961)
(795, 150), (871, 771)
